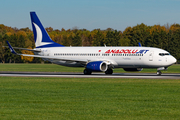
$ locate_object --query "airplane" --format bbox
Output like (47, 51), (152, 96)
(6, 12), (177, 75)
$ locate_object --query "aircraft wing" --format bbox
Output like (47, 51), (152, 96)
(6, 41), (92, 63)
(6, 41), (115, 66)
(21, 54), (90, 63)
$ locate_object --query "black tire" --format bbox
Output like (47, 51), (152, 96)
(156, 71), (162, 75)
(105, 69), (113, 75)
(84, 69), (92, 75)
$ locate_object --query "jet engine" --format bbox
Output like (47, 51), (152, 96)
(86, 61), (108, 72)
(123, 68), (143, 72)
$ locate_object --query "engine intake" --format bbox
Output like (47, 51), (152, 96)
(86, 61), (108, 72)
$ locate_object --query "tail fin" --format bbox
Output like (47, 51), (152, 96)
(30, 12), (64, 48)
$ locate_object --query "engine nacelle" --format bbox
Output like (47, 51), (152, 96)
(86, 61), (108, 72)
(123, 68), (143, 72)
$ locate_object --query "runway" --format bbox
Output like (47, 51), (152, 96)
(0, 71), (180, 79)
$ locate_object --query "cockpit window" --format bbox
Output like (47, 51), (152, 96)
(159, 53), (170, 56)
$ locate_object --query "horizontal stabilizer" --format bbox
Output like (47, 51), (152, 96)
(3, 46), (41, 52)
(6, 41), (17, 55)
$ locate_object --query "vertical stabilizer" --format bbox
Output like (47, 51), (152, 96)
(30, 12), (64, 48)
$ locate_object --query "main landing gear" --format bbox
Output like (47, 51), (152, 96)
(105, 68), (113, 75)
(83, 69), (92, 75)
(83, 68), (113, 75)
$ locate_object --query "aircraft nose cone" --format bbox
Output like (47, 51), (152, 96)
(171, 56), (177, 64)
(174, 57), (177, 63)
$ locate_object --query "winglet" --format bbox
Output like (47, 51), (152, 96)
(6, 41), (17, 54)
(138, 42), (142, 47)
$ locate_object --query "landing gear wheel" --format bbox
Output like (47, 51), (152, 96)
(105, 69), (113, 75)
(156, 71), (162, 75)
(83, 69), (92, 75)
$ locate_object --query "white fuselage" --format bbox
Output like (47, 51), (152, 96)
(34, 46), (176, 69)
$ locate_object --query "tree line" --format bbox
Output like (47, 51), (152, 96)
(0, 23), (179, 63)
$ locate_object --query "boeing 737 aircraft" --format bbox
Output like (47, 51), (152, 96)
(6, 12), (177, 75)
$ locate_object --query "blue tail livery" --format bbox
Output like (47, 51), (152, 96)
(30, 12), (64, 48)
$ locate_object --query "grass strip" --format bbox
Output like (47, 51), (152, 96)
(0, 77), (180, 119)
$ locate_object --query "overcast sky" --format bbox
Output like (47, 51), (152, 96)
(0, 0), (180, 31)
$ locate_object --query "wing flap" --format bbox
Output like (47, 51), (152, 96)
(21, 53), (88, 63)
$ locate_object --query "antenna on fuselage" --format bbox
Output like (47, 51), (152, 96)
(138, 42), (142, 47)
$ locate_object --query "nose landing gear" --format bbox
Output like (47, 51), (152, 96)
(156, 67), (168, 75)
(156, 70), (162, 75)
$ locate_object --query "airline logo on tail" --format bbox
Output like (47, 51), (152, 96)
(33, 22), (52, 47)
(30, 12), (64, 48)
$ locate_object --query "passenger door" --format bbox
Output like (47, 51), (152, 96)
(149, 51), (153, 61)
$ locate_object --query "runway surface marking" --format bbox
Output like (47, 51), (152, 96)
(0, 72), (180, 79)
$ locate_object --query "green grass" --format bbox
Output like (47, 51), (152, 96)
(0, 63), (179, 73)
(0, 77), (180, 119)
(0, 63), (83, 72)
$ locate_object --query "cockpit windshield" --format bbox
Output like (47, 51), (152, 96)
(159, 53), (170, 56)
